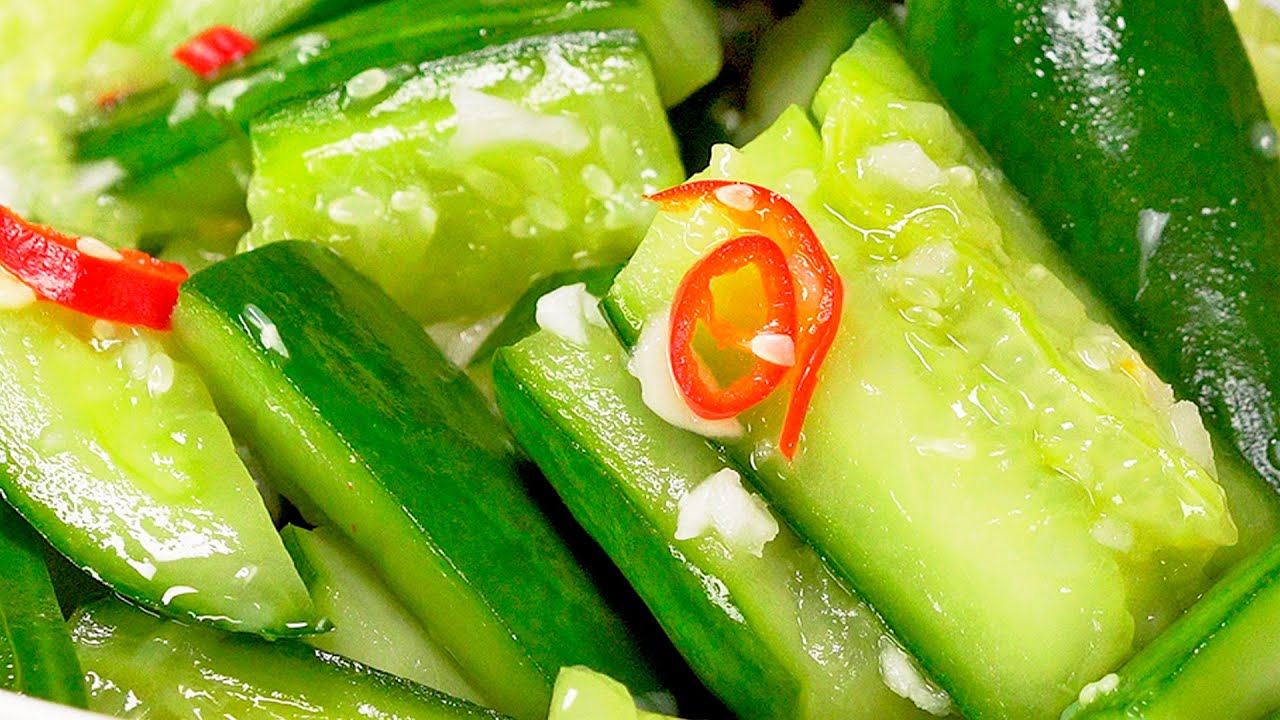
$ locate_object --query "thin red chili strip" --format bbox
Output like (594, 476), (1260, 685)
(0, 205), (188, 330)
(174, 26), (257, 79)
(655, 180), (844, 459)
(670, 234), (798, 420)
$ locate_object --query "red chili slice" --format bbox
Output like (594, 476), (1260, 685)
(0, 205), (188, 330)
(174, 26), (257, 79)
(670, 234), (798, 420)
(655, 180), (844, 459)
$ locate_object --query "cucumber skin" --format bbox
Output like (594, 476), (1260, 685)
(0, 505), (85, 707)
(72, 597), (510, 720)
(1063, 534), (1280, 719)
(907, 0), (1280, 490)
(76, 0), (719, 181)
(174, 242), (661, 720)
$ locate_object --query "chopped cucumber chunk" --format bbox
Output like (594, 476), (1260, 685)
(244, 31), (683, 325)
(0, 0), (346, 247)
(1231, 0), (1280, 139)
(1063, 533), (1280, 719)
(737, 0), (885, 142)
(76, 0), (719, 181)
(550, 667), (680, 720)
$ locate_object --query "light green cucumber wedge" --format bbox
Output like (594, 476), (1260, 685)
(550, 667), (681, 720)
(243, 31), (683, 325)
(1063, 534), (1280, 720)
(0, 302), (314, 637)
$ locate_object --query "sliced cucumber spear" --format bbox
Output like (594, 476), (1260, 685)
(494, 314), (940, 720)
(0, 504), (86, 707)
(605, 24), (1240, 720)
(76, 0), (718, 182)
(243, 30), (683, 326)
(173, 241), (662, 720)
(72, 597), (508, 720)
(0, 302), (315, 637)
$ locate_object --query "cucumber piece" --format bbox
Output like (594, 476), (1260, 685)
(906, 0), (1280, 493)
(736, 0), (885, 143)
(0, 504), (86, 707)
(173, 242), (661, 720)
(72, 597), (509, 720)
(1062, 535), (1280, 720)
(282, 525), (487, 704)
(0, 302), (315, 637)
(494, 318), (939, 720)
(550, 667), (680, 720)
(75, 0), (719, 182)
(605, 28), (1239, 720)
(242, 31), (682, 325)
(1234, 0), (1280, 122)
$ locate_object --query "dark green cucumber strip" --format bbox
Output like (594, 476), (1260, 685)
(907, 0), (1280, 492)
(72, 597), (509, 720)
(0, 504), (86, 707)
(282, 525), (487, 704)
(173, 242), (660, 720)
(606, 25), (1241, 719)
(495, 321), (938, 720)
(75, 0), (718, 182)
(243, 31), (683, 326)
(0, 301), (315, 637)
(1062, 534), (1280, 719)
